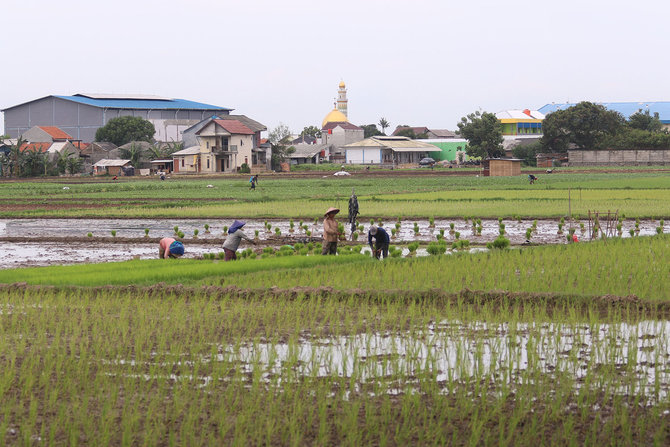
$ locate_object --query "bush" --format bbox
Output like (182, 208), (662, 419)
(240, 163), (251, 174)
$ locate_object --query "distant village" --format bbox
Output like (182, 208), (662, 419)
(2, 82), (670, 177)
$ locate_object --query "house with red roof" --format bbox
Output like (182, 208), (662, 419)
(19, 141), (79, 157)
(172, 118), (265, 173)
(22, 126), (75, 143)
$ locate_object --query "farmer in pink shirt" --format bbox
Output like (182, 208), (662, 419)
(159, 237), (185, 259)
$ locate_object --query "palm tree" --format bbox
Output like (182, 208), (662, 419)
(378, 117), (390, 135)
(56, 149), (75, 175)
(8, 137), (26, 177)
(119, 142), (144, 168)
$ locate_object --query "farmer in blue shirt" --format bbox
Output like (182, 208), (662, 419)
(368, 225), (390, 260)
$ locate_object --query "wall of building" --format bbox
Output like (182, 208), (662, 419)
(568, 149), (670, 166)
(345, 148), (381, 164)
(489, 160), (521, 176)
(421, 139), (468, 161)
(3, 96), (228, 142)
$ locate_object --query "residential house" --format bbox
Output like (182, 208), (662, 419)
(19, 141), (79, 158)
(93, 159), (133, 176)
(392, 126), (457, 139)
(181, 115), (268, 172)
(344, 136), (436, 166)
(80, 142), (119, 165)
(289, 143), (328, 165)
(496, 109), (545, 136)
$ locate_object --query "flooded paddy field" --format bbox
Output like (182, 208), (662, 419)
(0, 218), (664, 269)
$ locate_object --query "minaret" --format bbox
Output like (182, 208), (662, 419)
(336, 80), (348, 118)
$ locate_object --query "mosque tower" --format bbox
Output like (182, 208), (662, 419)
(336, 80), (348, 118)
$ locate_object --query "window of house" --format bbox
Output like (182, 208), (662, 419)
(207, 158), (210, 169)
(240, 139), (243, 146)
(181, 159), (184, 167)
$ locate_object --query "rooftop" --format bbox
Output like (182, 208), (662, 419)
(3, 93), (232, 112)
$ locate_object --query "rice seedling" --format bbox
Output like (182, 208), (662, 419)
(525, 228), (532, 241)
(429, 216), (435, 227)
(274, 227), (281, 236)
(289, 219), (294, 232)
(254, 230), (259, 239)
(454, 231), (461, 240)
(407, 242), (419, 255)
(87, 232), (92, 237)
(204, 224), (210, 233)
(426, 242), (444, 255)
(111, 230), (116, 237)
(193, 229), (199, 238)
(352, 232), (359, 241)
(144, 228), (150, 237)
(178, 231), (185, 238)
(487, 235), (510, 249)
(174, 225), (179, 235)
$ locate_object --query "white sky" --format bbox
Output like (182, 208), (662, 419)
(1, 0), (669, 136)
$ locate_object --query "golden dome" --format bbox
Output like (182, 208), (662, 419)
(339, 80), (346, 88)
(322, 108), (348, 128)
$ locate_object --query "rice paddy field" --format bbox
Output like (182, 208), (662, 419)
(0, 170), (669, 218)
(1, 170), (670, 445)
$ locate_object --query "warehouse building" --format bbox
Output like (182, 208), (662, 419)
(2, 93), (232, 143)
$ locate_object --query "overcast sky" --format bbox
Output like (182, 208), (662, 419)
(2, 0), (669, 136)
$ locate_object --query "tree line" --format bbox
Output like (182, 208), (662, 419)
(457, 102), (670, 165)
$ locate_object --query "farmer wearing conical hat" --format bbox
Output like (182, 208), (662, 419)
(159, 237), (185, 259)
(322, 207), (340, 255)
(223, 220), (256, 261)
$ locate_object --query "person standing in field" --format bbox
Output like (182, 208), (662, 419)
(367, 225), (390, 259)
(158, 237), (185, 259)
(249, 175), (256, 190)
(322, 207), (340, 255)
(223, 220), (256, 261)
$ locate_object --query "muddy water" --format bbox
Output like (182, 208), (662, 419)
(0, 218), (664, 269)
(103, 320), (670, 399)
(1, 218), (662, 241)
(1, 242), (215, 269)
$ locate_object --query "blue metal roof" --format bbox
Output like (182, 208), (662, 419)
(54, 95), (231, 111)
(538, 102), (670, 123)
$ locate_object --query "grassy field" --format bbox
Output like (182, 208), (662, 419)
(1, 171), (670, 445)
(1, 171), (669, 218)
(2, 238), (670, 445)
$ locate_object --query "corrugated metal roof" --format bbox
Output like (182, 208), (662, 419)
(51, 94), (231, 111)
(289, 143), (327, 158)
(93, 159), (132, 167)
(539, 102), (670, 123)
(344, 136), (436, 151)
(496, 110), (545, 120)
(172, 146), (201, 156)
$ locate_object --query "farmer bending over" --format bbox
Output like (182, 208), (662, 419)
(368, 225), (390, 260)
(223, 220), (256, 261)
(159, 237), (185, 259)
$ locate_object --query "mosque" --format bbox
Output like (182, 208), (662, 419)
(289, 81), (364, 165)
(320, 81), (364, 163)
